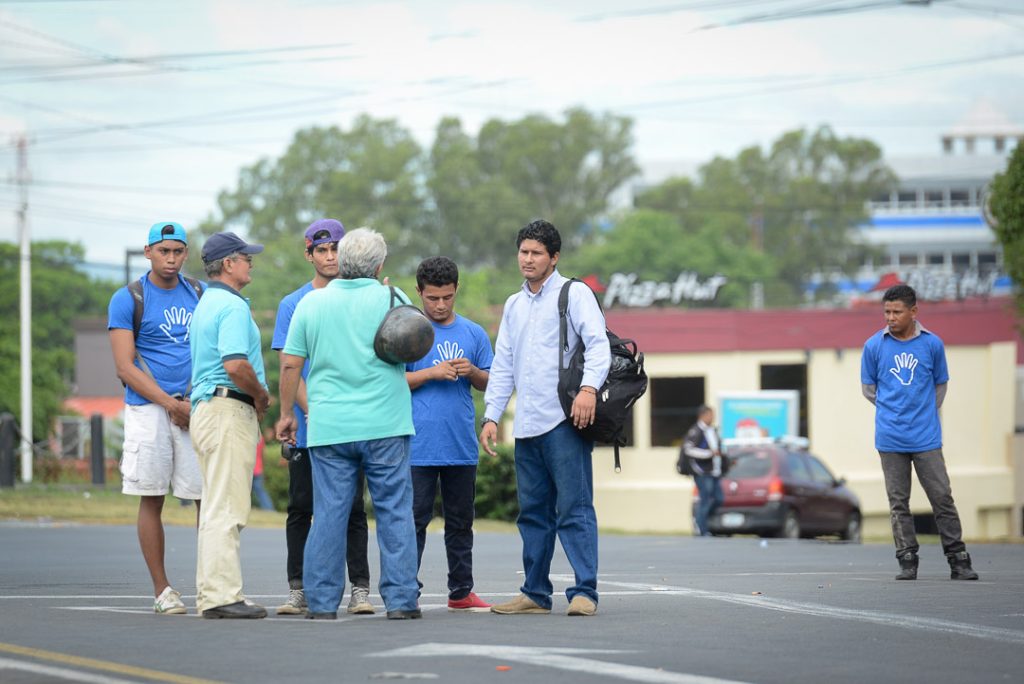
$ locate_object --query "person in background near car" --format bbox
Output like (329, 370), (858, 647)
(107, 221), (204, 615)
(190, 231), (271, 619)
(271, 219), (375, 617)
(480, 219), (610, 618)
(406, 256), (494, 612)
(683, 405), (726, 537)
(861, 283), (978, 581)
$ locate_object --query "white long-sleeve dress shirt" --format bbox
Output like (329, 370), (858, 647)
(484, 269), (611, 439)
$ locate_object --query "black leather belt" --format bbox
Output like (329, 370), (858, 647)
(213, 386), (255, 407)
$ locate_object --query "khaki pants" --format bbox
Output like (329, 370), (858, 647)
(191, 397), (258, 612)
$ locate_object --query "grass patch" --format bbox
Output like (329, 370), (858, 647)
(0, 485), (285, 528)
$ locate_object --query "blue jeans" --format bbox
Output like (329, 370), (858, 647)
(251, 474), (274, 510)
(304, 437), (418, 614)
(694, 474), (723, 536)
(514, 421), (598, 609)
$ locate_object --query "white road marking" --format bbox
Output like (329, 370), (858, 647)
(369, 644), (754, 684)
(580, 577), (1024, 646)
(0, 656), (137, 684)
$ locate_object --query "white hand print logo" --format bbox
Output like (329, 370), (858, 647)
(432, 340), (464, 365)
(159, 306), (193, 343)
(889, 352), (918, 386)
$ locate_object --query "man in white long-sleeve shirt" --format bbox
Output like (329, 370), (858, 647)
(479, 219), (610, 618)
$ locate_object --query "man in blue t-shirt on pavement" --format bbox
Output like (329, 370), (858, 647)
(271, 219), (375, 617)
(861, 284), (978, 582)
(108, 221), (204, 615)
(405, 257), (493, 612)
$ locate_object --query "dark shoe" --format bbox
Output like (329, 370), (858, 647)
(202, 601), (267, 619)
(386, 608), (423, 620)
(895, 552), (918, 580)
(947, 551), (979, 580)
(305, 611), (337, 620)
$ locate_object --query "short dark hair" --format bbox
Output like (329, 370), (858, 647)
(516, 219), (561, 257)
(697, 404), (713, 418)
(883, 284), (917, 308)
(416, 256), (459, 290)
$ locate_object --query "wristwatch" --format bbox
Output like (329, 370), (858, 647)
(480, 417), (497, 429)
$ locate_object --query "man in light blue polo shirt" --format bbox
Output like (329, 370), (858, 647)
(275, 227), (420, 620)
(190, 231), (271, 619)
(861, 283), (978, 581)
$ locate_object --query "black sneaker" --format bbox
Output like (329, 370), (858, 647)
(947, 551), (979, 580)
(306, 611), (338, 620)
(895, 552), (918, 581)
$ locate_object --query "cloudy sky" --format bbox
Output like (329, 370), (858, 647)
(1, 0), (1022, 271)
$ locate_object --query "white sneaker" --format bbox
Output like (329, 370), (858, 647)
(346, 586), (375, 614)
(154, 587), (187, 615)
(275, 588), (307, 615)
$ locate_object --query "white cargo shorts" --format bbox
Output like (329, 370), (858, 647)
(120, 402), (203, 499)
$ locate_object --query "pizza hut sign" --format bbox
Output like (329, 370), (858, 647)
(602, 272), (727, 308)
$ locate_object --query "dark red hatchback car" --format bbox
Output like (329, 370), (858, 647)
(699, 439), (862, 541)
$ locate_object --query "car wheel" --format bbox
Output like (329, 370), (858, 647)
(781, 510), (800, 539)
(841, 512), (862, 543)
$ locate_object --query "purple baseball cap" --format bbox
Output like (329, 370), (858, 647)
(304, 218), (345, 249)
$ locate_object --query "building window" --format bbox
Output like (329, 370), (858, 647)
(952, 253), (970, 270)
(897, 190), (916, 206)
(927, 253), (946, 266)
(978, 252), (998, 272)
(924, 190), (943, 207)
(760, 364), (808, 437)
(949, 189), (969, 207)
(649, 377), (705, 447)
(898, 253), (919, 266)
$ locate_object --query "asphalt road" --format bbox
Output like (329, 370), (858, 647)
(0, 522), (1021, 684)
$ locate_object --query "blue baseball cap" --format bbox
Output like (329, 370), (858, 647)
(147, 221), (188, 246)
(305, 218), (345, 249)
(201, 231), (265, 263)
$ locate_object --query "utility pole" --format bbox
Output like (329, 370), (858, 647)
(15, 135), (32, 483)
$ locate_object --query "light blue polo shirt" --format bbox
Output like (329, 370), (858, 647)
(190, 282), (267, 406)
(283, 278), (415, 447)
(861, 325), (949, 453)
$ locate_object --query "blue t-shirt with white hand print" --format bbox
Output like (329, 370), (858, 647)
(108, 273), (205, 406)
(861, 327), (949, 452)
(406, 314), (494, 466)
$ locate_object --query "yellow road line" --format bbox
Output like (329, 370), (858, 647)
(0, 642), (224, 684)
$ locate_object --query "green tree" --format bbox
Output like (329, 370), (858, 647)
(638, 126), (894, 306)
(0, 241), (114, 438)
(428, 108), (640, 269)
(989, 142), (1024, 312)
(196, 116), (427, 312)
(570, 210), (775, 308)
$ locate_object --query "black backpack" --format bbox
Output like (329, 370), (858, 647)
(557, 278), (648, 472)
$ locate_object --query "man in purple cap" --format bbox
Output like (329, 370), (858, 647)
(271, 219), (376, 616)
(190, 231), (270, 619)
(108, 221), (204, 615)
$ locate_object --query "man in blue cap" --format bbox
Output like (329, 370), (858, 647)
(108, 221), (204, 615)
(190, 231), (270, 619)
(272, 219), (376, 616)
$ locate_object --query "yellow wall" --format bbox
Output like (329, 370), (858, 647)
(582, 340), (1019, 539)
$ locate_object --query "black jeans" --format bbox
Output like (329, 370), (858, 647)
(286, 447), (370, 589)
(411, 465), (477, 600)
(879, 448), (966, 558)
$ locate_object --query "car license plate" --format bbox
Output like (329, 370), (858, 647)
(721, 512), (745, 528)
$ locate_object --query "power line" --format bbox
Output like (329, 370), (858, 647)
(0, 177), (214, 197)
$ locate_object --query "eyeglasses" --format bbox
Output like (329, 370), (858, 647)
(232, 254), (253, 264)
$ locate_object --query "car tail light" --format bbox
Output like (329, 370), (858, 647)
(768, 477), (784, 501)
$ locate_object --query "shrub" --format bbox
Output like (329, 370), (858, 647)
(475, 443), (518, 522)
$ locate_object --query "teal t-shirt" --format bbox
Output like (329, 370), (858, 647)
(190, 282), (267, 405)
(283, 278), (415, 447)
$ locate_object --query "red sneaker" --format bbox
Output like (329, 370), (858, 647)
(447, 592), (492, 612)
